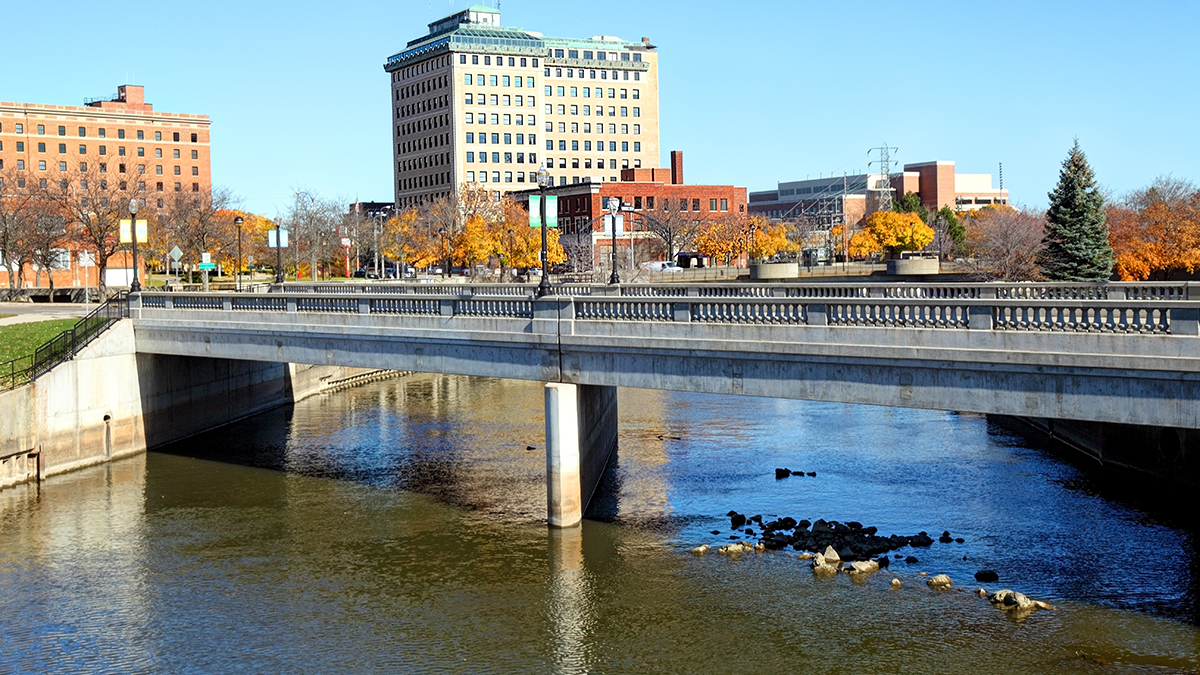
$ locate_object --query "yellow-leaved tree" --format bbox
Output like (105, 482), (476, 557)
(849, 211), (934, 257)
(452, 214), (496, 269)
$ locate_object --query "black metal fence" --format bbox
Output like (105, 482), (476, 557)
(0, 292), (129, 391)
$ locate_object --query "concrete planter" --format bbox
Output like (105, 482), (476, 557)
(887, 257), (940, 275)
(750, 262), (799, 280)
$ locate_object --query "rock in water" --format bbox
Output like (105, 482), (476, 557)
(989, 589), (1035, 611)
(905, 556), (919, 564)
(974, 570), (999, 583)
(849, 560), (880, 576)
(890, 578), (902, 589)
(806, 472), (816, 477)
(690, 545), (710, 556)
(730, 513), (746, 529)
(939, 531), (954, 543)
(927, 574), (952, 589)
(775, 468), (791, 479)
(822, 545), (841, 565)
(711, 530), (721, 535)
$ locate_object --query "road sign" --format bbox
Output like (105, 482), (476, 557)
(197, 262), (216, 271)
(119, 219), (148, 244)
(169, 261), (182, 270)
(269, 229), (289, 248)
(78, 251), (95, 267)
(201, 252), (211, 264)
(169, 246), (183, 262)
(341, 237), (352, 247)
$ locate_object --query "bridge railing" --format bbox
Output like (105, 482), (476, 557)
(133, 285), (1200, 337)
(271, 280), (1197, 303)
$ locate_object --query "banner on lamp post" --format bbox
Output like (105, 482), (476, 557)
(528, 195), (558, 227)
(119, 219), (148, 243)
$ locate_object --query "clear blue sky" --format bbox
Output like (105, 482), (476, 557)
(4, 0), (1197, 217)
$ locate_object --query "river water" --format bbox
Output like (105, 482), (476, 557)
(1, 373), (1197, 673)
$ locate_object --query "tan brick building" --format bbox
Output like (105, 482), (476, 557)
(0, 85), (211, 289)
(384, 4), (660, 208)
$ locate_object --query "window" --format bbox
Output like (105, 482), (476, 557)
(558, 140), (566, 151)
(633, 107), (640, 117)
(609, 141), (617, 151)
(174, 182), (182, 192)
(191, 167), (198, 176)
(484, 56), (491, 65)
(620, 89), (627, 99)
(621, 124), (629, 134)
(173, 149), (180, 159)
(58, 143), (66, 153)
(99, 145), (106, 155)
(647, 196), (655, 209)
(693, 199), (701, 211)
(710, 199), (718, 211)
(99, 164), (106, 173)
(489, 94), (498, 105)
(621, 141), (629, 152)
(720, 198), (729, 212)
(489, 75), (498, 86)
(680, 199), (689, 212)
(15, 124), (23, 133)
(491, 133), (500, 143)
(118, 129), (125, 139)
(191, 150), (198, 160)
(156, 165), (163, 175)
(554, 49), (564, 57)
(633, 89), (640, 100)
(37, 142), (46, 153)
(173, 132), (179, 141)
(155, 148), (162, 158)
(467, 171), (475, 181)
(472, 55), (479, 64)
(633, 142), (641, 152)
(191, 133), (198, 143)
(16, 142), (23, 152)
(59, 161), (67, 171)
(119, 147), (126, 156)
(504, 153), (513, 163)
(37, 125), (45, 134)
(80, 162), (87, 172)
(465, 74), (473, 85)
(16, 160), (24, 170)
(527, 76), (535, 87)
(78, 127), (86, 137)
(620, 107), (628, 117)
(193, 183), (199, 192)
(633, 124), (640, 135)
(502, 76), (510, 87)
(479, 151), (487, 163)
(38, 160), (47, 170)
(174, 166), (181, 175)
(78, 144), (86, 154)
(467, 152), (474, 163)
(155, 131), (162, 141)
(137, 147), (145, 157)
(137, 130), (144, 140)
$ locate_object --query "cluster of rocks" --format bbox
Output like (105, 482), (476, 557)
(724, 511), (941, 561)
(774, 468), (816, 479)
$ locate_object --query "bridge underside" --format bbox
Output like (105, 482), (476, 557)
(132, 321), (1200, 430)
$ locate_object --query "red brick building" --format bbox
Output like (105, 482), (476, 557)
(0, 85), (211, 291)
(510, 151), (747, 267)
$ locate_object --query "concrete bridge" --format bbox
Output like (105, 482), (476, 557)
(130, 281), (1200, 525)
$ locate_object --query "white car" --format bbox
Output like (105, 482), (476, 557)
(640, 261), (683, 273)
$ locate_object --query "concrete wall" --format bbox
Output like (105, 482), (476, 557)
(0, 320), (373, 490)
(577, 384), (618, 511)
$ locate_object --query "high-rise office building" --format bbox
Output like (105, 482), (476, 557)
(384, 4), (660, 208)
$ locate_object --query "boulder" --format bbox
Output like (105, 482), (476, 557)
(975, 588), (988, 598)
(939, 531), (954, 543)
(775, 468), (791, 479)
(989, 590), (1034, 611)
(796, 552), (813, 560)
(821, 546), (841, 564)
(710, 530), (721, 535)
(890, 578), (902, 589)
(974, 570), (999, 583)
(806, 472), (816, 477)
(850, 560), (880, 575)
(690, 545), (710, 556)
(904, 556), (919, 564)
(730, 513), (746, 529)
(927, 574), (952, 589)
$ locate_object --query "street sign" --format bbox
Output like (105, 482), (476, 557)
(341, 237), (352, 247)
(268, 229), (289, 248)
(169, 246), (183, 262)
(170, 261), (182, 270)
(78, 251), (95, 267)
(197, 263), (215, 271)
(119, 219), (148, 243)
(201, 252), (211, 264)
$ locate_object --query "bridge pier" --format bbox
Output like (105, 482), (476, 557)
(545, 383), (618, 528)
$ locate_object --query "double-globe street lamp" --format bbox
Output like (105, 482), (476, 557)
(536, 162), (552, 297)
(606, 197), (621, 285)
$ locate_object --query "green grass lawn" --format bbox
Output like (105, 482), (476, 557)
(0, 314), (13, 320)
(0, 319), (79, 363)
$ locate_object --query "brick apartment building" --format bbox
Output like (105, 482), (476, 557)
(0, 85), (211, 289)
(384, 4), (660, 207)
(509, 151), (747, 268)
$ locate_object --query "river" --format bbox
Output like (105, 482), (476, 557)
(1, 373), (1197, 673)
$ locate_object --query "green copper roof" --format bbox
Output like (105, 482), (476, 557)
(465, 3), (499, 13)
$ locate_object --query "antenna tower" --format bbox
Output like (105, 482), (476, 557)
(868, 144), (898, 213)
(998, 162), (1004, 190)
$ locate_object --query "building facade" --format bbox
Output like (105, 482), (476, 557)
(749, 160), (1008, 225)
(0, 84), (211, 289)
(509, 152), (746, 268)
(384, 5), (660, 209)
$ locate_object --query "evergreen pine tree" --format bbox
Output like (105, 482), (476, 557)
(1040, 141), (1113, 281)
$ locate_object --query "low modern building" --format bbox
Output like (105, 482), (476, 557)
(509, 151), (747, 269)
(749, 160), (1008, 226)
(0, 84), (212, 290)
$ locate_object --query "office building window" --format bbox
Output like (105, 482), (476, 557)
(38, 142), (46, 152)
(17, 160), (25, 170)
(465, 74), (473, 85)
(59, 161), (67, 171)
(155, 131), (162, 141)
(191, 167), (198, 176)
(156, 165), (163, 175)
(117, 129), (125, 139)
(720, 198), (729, 212)
(137, 130), (144, 140)
(633, 124), (640, 135)
(633, 142), (641, 152)
(38, 161), (47, 170)
(173, 149), (180, 159)
(174, 166), (181, 175)
(467, 152), (474, 162)
(58, 143), (66, 153)
(173, 132), (180, 141)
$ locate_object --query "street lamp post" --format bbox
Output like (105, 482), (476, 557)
(275, 225), (286, 284)
(536, 163), (552, 297)
(128, 199), (141, 293)
(234, 216), (244, 291)
(607, 198), (620, 285)
(438, 227), (447, 279)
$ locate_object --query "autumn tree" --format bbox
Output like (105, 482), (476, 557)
(963, 205), (1046, 280)
(1107, 177), (1200, 280)
(894, 191), (930, 224)
(0, 168), (35, 294)
(640, 204), (704, 261)
(40, 165), (144, 295)
(1041, 141), (1113, 281)
(452, 214), (496, 270)
(848, 211), (935, 258)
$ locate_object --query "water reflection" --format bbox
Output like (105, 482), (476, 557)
(1, 373), (1198, 673)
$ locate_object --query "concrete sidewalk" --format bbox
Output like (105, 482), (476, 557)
(0, 303), (87, 327)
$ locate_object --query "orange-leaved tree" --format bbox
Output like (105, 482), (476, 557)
(850, 211), (934, 257)
(452, 214), (496, 269)
(1107, 178), (1200, 280)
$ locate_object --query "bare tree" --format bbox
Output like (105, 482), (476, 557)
(23, 198), (69, 302)
(287, 190), (343, 280)
(0, 169), (35, 296)
(964, 206), (1046, 280)
(160, 186), (235, 290)
(638, 204), (704, 262)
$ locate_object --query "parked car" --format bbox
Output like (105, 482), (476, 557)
(640, 260), (683, 273)
(351, 269), (379, 279)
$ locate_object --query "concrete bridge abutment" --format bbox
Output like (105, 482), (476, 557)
(545, 383), (618, 528)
